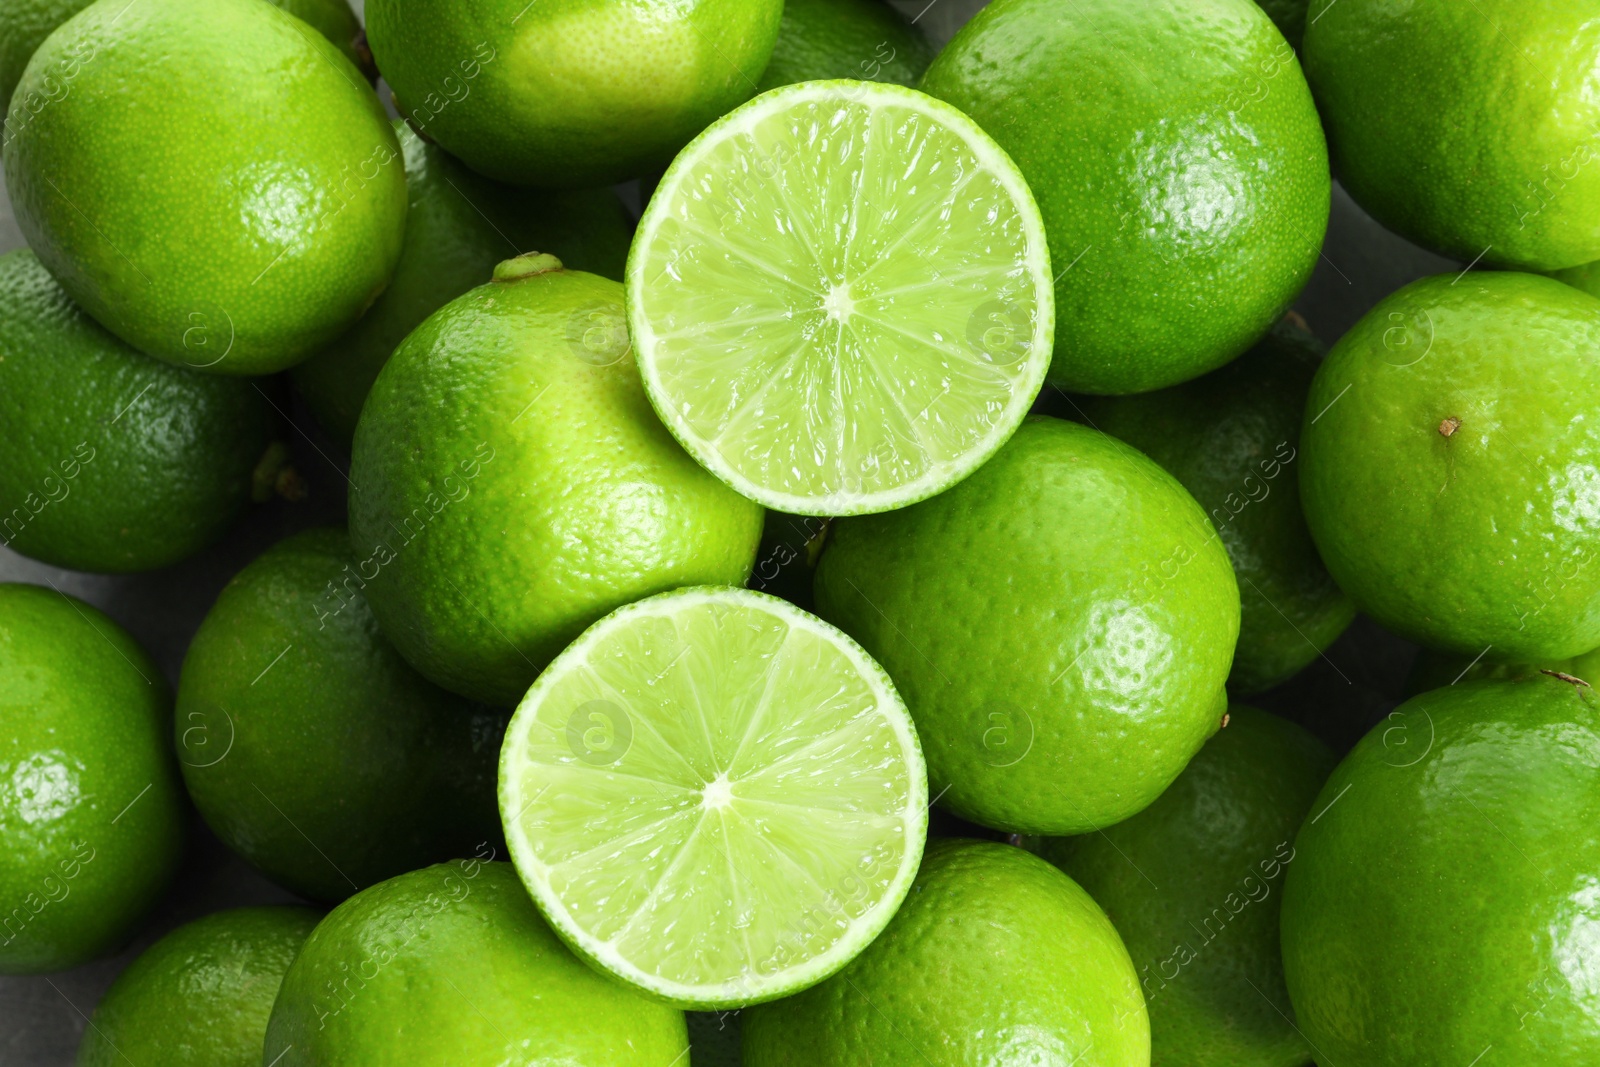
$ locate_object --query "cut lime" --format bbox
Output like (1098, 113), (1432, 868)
(498, 586), (928, 1008)
(626, 79), (1054, 516)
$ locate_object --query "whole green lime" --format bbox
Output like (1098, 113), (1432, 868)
(367, 0), (782, 188)
(1404, 647), (1600, 697)
(76, 906), (320, 1067)
(1300, 272), (1600, 660)
(176, 528), (504, 903)
(3, 0), (406, 374)
(815, 415), (1239, 834)
(0, 0), (364, 115)
(743, 839), (1149, 1066)
(292, 121), (633, 445)
(1281, 674), (1600, 1064)
(1041, 706), (1334, 1067)
(0, 583), (185, 974)
(921, 0), (1328, 395)
(1304, 0), (1600, 271)
(349, 254), (763, 707)
(1076, 317), (1354, 695)
(756, 0), (933, 91)
(0, 249), (284, 573)
(264, 860), (688, 1065)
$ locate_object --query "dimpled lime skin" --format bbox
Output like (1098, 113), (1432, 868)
(1041, 707), (1333, 1067)
(744, 839), (1149, 1066)
(1304, 0), (1600, 272)
(176, 528), (504, 904)
(3, 0), (406, 374)
(921, 0), (1328, 396)
(349, 261), (763, 707)
(265, 861), (689, 1065)
(0, 250), (277, 573)
(755, 0), (933, 91)
(1077, 320), (1354, 695)
(1405, 646), (1600, 696)
(815, 416), (1239, 835)
(1301, 272), (1600, 659)
(0, 0), (363, 115)
(292, 121), (634, 445)
(368, 0), (782, 188)
(76, 906), (320, 1067)
(1282, 675), (1600, 1064)
(0, 584), (185, 974)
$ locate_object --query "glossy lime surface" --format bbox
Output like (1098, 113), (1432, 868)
(1077, 318), (1354, 694)
(1043, 707), (1334, 1067)
(1281, 675), (1600, 1065)
(176, 528), (505, 903)
(0, 249), (278, 572)
(3, 0), (405, 373)
(815, 415), (1239, 834)
(743, 839), (1149, 1066)
(1304, 0), (1600, 270)
(349, 257), (763, 706)
(0, 583), (184, 974)
(1300, 272), (1600, 659)
(367, 0), (782, 187)
(756, 0), (933, 90)
(922, 0), (1328, 395)
(77, 906), (320, 1067)
(264, 861), (689, 1065)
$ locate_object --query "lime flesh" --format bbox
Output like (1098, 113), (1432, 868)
(628, 79), (1054, 516)
(499, 586), (928, 1008)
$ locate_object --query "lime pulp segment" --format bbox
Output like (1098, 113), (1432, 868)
(498, 587), (928, 1008)
(627, 79), (1055, 516)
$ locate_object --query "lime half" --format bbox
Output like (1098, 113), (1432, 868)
(499, 586), (927, 1008)
(627, 80), (1054, 516)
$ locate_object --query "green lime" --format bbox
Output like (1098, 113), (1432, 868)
(0, 0), (364, 115)
(815, 415), (1239, 834)
(1040, 706), (1334, 1067)
(292, 120), (633, 445)
(349, 255), (763, 707)
(367, 0), (782, 188)
(76, 905), (320, 1067)
(1404, 646), (1600, 697)
(1304, 0), (1600, 271)
(3, 0), (406, 374)
(628, 80), (1054, 515)
(264, 860), (689, 1064)
(1281, 674), (1600, 1064)
(500, 586), (927, 1008)
(0, 249), (284, 573)
(0, 583), (185, 974)
(922, 0), (1328, 395)
(743, 839), (1149, 1066)
(1075, 317), (1355, 695)
(756, 0), (933, 91)
(176, 527), (504, 903)
(1300, 271), (1600, 660)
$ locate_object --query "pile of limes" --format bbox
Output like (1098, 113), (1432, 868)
(3, 0), (1599, 1064)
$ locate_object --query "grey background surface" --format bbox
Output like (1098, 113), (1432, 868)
(0, 0), (1452, 1062)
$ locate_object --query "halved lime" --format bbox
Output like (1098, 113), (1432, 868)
(627, 80), (1054, 516)
(498, 586), (927, 1008)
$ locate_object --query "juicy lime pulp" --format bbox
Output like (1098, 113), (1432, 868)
(499, 587), (928, 1008)
(627, 79), (1054, 516)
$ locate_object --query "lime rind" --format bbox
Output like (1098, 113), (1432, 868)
(627, 79), (1055, 516)
(498, 586), (928, 1009)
